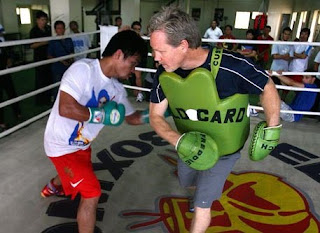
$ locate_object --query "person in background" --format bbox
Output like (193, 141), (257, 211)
(270, 27), (293, 72)
(48, 20), (74, 100)
(236, 29), (257, 62)
(144, 61), (159, 102)
(203, 20), (223, 47)
(30, 10), (52, 106)
(130, 21), (147, 102)
(271, 70), (317, 122)
(114, 16), (122, 29)
(270, 27), (294, 101)
(311, 50), (320, 119)
(41, 30), (149, 233)
(288, 28), (312, 83)
(257, 25), (274, 69)
(217, 25), (237, 51)
(0, 24), (21, 132)
(69, 21), (91, 61)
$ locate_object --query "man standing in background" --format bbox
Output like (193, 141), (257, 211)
(30, 10), (52, 106)
(203, 20), (223, 47)
(69, 21), (91, 61)
(257, 25), (273, 69)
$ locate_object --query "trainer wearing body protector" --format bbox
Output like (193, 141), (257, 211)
(148, 6), (281, 233)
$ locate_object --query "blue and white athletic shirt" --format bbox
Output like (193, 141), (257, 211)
(151, 49), (269, 104)
(44, 58), (134, 157)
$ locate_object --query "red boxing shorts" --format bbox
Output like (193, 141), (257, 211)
(49, 147), (101, 200)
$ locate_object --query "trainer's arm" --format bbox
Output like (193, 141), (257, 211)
(259, 79), (280, 127)
(59, 91), (90, 121)
(149, 99), (181, 146)
(125, 110), (144, 125)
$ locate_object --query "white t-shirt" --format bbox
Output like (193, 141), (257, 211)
(314, 51), (320, 79)
(203, 27), (223, 46)
(270, 44), (294, 71)
(289, 44), (312, 72)
(71, 34), (91, 60)
(44, 59), (135, 157)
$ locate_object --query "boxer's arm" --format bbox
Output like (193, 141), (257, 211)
(59, 91), (90, 121)
(149, 99), (180, 146)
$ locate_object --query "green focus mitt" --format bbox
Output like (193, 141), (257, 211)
(175, 131), (219, 170)
(248, 121), (282, 161)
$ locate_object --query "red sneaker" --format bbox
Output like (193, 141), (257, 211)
(41, 179), (65, 198)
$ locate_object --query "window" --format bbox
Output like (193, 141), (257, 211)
(17, 8), (31, 24)
(290, 12), (297, 29)
(296, 11), (307, 38)
(310, 10), (319, 41)
(234, 11), (250, 29)
(251, 12), (263, 20)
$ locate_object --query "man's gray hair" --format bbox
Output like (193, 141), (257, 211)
(148, 5), (201, 48)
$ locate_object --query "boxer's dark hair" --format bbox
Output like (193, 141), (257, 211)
(102, 30), (147, 59)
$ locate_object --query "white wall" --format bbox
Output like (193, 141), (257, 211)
(140, 0), (162, 34)
(268, 0), (293, 40)
(121, 0), (140, 27)
(0, 0), (19, 33)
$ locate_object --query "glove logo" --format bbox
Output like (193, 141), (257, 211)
(93, 111), (104, 123)
(110, 109), (121, 124)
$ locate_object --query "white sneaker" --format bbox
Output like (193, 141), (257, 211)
(250, 108), (258, 117)
(136, 92), (144, 102)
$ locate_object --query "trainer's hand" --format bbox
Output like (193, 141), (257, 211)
(88, 101), (125, 126)
(248, 121), (282, 161)
(140, 108), (171, 124)
(175, 131), (219, 170)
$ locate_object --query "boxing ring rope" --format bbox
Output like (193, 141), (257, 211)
(1, 31), (320, 139)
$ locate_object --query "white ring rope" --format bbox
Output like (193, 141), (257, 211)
(0, 109), (51, 138)
(0, 31), (100, 48)
(0, 47), (100, 76)
(0, 82), (60, 108)
(250, 105), (320, 116)
(0, 31), (320, 139)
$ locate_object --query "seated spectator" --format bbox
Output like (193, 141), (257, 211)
(236, 29), (257, 62)
(69, 21), (91, 61)
(217, 25), (237, 51)
(0, 24), (21, 132)
(48, 20), (74, 100)
(257, 25), (274, 69)
(270, 70), (317, 122)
